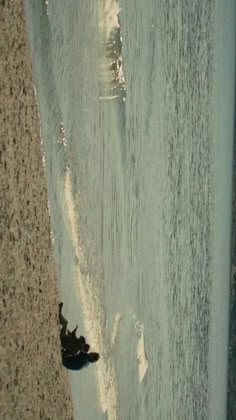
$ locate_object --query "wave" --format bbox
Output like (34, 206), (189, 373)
(135, 322), (149, 383)
(130, 310), (149, 383)
(64, 168), (119, 420)
(110, 313), (122, 351)
(98, 0), (126, 98)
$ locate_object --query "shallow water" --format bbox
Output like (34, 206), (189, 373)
(26, 1), (235, 419)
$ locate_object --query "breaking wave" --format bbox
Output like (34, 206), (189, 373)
(136, 322), (149, 383)
(64, 168), (119, 420)
(98, 0), (126, 98)
(110, 313), (122, 351)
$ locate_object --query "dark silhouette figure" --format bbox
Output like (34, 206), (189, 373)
(61, 330), (89, 357)
(59, 303), (87, 356)
(59, 303), (100, 370)
(62, 352), (100, 371)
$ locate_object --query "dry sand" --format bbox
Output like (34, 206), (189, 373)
(0, 2), (73, 418)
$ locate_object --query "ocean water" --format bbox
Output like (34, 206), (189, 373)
(26, 1), (235, 419)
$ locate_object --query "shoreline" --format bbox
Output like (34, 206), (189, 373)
(0, 2), (73, 418)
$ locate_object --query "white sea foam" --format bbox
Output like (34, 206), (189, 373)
(99, 95), (119, 100)
(98, 0), (126, 93)
(98, 0), (121, 41)
(129, 310), (149, 383)
(134, 320), (149, 383)
(110, 313), (122, 350)
(64, 169), (119, 420)
(44, 0), (49, 15)
(57, 121), (68, 149)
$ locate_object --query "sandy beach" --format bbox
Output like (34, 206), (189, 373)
(0, 2), (73, 418)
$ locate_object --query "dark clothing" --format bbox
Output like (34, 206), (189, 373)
(62, 352), (90, 371)
(59, 303), (97, 370)
(61, 334), (86, 357)
(59, 304), (86, 357)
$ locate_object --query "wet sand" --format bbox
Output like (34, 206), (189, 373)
(0, 2), (73, 418)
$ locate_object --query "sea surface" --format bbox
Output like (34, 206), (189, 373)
(26, 1), (235, 419)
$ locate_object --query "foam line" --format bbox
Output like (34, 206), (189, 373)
(110, 313), (122, 351)
(98, 0), (126, 93)
(64, 169), (119, 420)
(136, 323), (149, 383)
